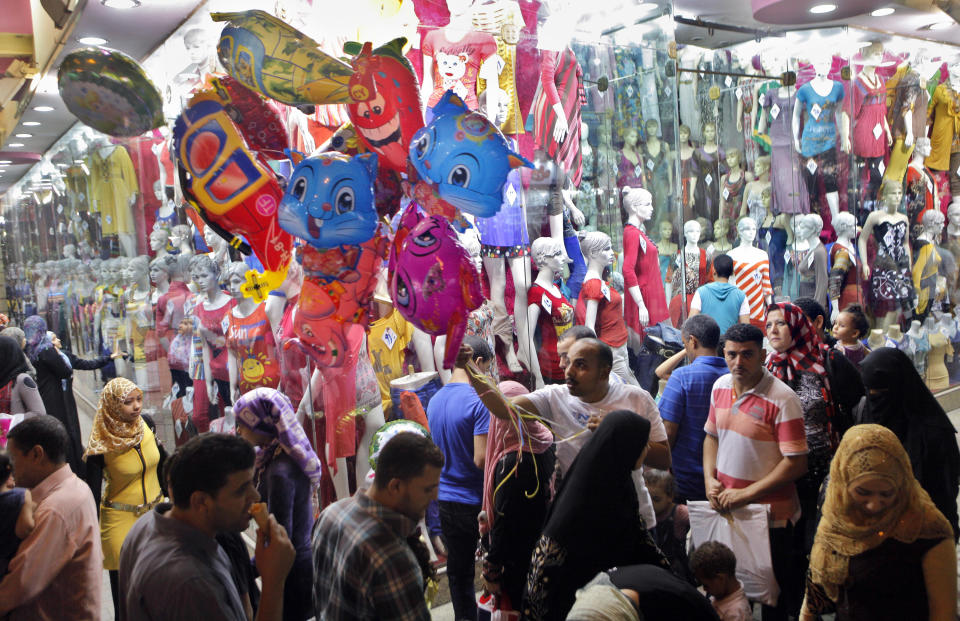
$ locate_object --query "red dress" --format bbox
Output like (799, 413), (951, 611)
(224, 303), (281, 394)
(622, 224), (669, 337)
(191, 296), (236, 432)
(850, 74), (888, 159)
(529, 47), (584, 186)
(528, 283), (574, 381)
(575, 279), (628, 348)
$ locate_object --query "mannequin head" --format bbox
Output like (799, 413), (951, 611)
(580, 121), (590, 145)
(725, 148), (742, 171)
(754, 155), (770, 178)
(678, 124), (691, 146)
(224, 261), (249, 300)
(702, 122), (717, 144)
(915, 137), (932, 159)
(622, 127), (639, 149)
(858, 42), (883, 68)
(645, 119), (660, 140)
(948, 200), (960, 230)
(623, 187), (653, 222)
(170, 224), (192, 250)
(597, 124), (612, 147)
(696, 217), (713, 242)
(189, 254), (221, 294)
(531, 237), (566, 274)
(879, 180), (903, 212)
(150, 228), (170, 253)
(714, 218), (730, 242)
(683, 220), (702, 246)
(204, 227), (227, 253)
(125, 256), (150, 286)
(579, 231), (615, 267)
(737, 217), (758, 245)
(922, 209), (945, 238)
(149, 255), (178, 286)
(62, 244), (76, 259)
(811, 52), (833, 77)
(795, 213), (823, 242)
(833, 212), (856, 240)
(658, 220), (675, 244)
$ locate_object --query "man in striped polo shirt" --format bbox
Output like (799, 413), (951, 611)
(702, 323), (807, 621)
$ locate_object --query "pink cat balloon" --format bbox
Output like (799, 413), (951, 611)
(389, 206), (483, 369)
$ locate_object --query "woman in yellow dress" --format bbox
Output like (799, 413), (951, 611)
(83, 377), (163, 617)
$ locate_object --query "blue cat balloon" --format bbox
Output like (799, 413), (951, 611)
(408, 91), (532, 219)
(278, 151), (379, 249)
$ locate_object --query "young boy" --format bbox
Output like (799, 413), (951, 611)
(831, 303), (871, 370)
(689, 540), (752, 621)
(643, 468), (693, 584)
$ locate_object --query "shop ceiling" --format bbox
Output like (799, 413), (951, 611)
(0, 0), (958, 199)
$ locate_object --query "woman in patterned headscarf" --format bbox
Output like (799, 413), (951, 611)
(800, 425), (955, 621)
(234, 387), (322, 621)
(83, 377), (163, 618)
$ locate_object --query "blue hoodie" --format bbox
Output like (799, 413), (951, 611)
(697, 282), (746, 334)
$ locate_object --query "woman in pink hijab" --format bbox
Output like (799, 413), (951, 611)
(480, 380), (555, 611)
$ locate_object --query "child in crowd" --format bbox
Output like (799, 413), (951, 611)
(832, 304), (871, 369)
(0, 450), (36, 576)
(168, 317), (194, 398)
(690, 541), (752, 621)
(643, 468), (694, 584)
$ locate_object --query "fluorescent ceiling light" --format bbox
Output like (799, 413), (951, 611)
(78, 37), (108, 45)
(871, 8), (894, 17)
(101, 0), (141, 7)
(15, 134), (32, 138)
(22, 121), (41, 127)
(0, 161), (12, 164)
(7, 143), (24, 148)
(33, 106), (54, 112)
(929, 21), (953, 30)
(809, 4), (837, 14)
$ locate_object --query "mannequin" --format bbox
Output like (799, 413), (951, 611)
(527, 237), (575, 388)
(754, 77), (808, 222)
(577, 121), (598, 231)
(945, 201), (960, 306)
(123, 256), (153, 387)
(828, 212), (860, 321)
(912, 210), (947, 322)
(905, 318), (930, 377)
(421, 0), (501, 119)
(641, 118), (673, 225)
(203, 227), (232, 275)
(149, 228), (170, 259)
(187, 254), (237, 432)
(718, 149), (746, 226)
(223, 262), (281, 402)
(883, 69), (927, 185)
(728, 216), (773, 329)
(669, 219), (711, 327)
(471, 0), (524, 135)
(925, 61), (960, 197)
(575, 231), (638, 385)
(741, 155), (771, 223)
(860, 181), (912, 331)
(867, 328), (885, 351)
(149, 256), (170, 305)
(619, 126), (645, 189)
(594, 124), (620, 222)
(926, 314), (954, 391)
(656, 220), (677, 283)
(783, 213), (828, 312)
(678, 124), (698, 222)
(621, 187), (668, 349)
(710, 218), (733, 255)
(794, 55), (848, 222)
(150, 254), (181, 352)
(850, 44), (892, 208)
(885, 324), (904, 348)
(62, 244), (77, 260)
(88, 139), (139, 257)
(905, 137), (939, 247)
(169, 224), (193, 257)
(692, 121), (724, 222)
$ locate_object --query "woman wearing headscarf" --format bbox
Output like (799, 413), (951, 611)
(522, 410), (668, 621)
(0, 326), (36, 378)
(480, 381), (556, 612)
(83, 377), (164, 617)
(859, 347), (960, 539)
(24, 315), (123, 475)
(234, 387), (322, 621)
(800, 425), (956, 621)
(0, 335), (45, 419)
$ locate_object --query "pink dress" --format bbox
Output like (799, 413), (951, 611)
(850, 74), (888, 158)
(622, 224), (669, 337)
(421, 29), (498, 111)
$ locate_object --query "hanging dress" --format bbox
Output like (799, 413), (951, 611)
(869, 220), (914, 315)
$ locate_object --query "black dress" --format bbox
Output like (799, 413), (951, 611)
(33, 347), (111, 476)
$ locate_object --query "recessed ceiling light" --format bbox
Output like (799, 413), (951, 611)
(15, 133), (32, 138)
(101, 0), (141, 7)
(871, 7), (895, 17)
(78, 36), (108, 46)
(929, 21), (953, 30)
(33, 106), (54, 112)
(0, 160), (11, 164)
(809, 4), (837, 14)
(7, 143), (24, 148)
(22, 121), (41, 127)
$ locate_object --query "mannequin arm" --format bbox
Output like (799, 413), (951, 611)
(265, 293), (285, 336)
(479, 55), (503, 121)
(298, 368), (322, 420)
(526, 304), (545, 389)
(859, 214), (875, 279)
(583, 299), (599, 333)
(628, 285), (649, 327)
(411, 328), (437, 373)
(736, 91), (744, 133)
(549, 213), (565, 251)
(201, 339), (216, 405)
(792, 97), (802, 153)
(839, 111), (851, 153)
(227, 348), (239, 403)
(421, 55), (435, 112)
(814, 247), (828, 313)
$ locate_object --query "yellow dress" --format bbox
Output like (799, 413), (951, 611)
(924, 83), (960, 171)
(87, 146), (139, 236)
(100, 422), (162, 570)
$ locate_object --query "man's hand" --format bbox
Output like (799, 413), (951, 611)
(705, 476), (725, 512)
(455, 344), (475, 370)
(717, 487), (752, 512)
(110, 351), (128, 360)
(254, 514), (295, 587)
(586, 414), (603, 431)
(482, 578), (501, 596)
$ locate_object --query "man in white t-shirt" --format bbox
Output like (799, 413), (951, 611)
(459, 338), (670, 528)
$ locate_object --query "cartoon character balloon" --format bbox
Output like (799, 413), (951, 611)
(278, 151), (379, 249)
(408, 91), (532, 219)
(345, 39), (424, 174)
(58, 47), (164, 137)
(389, 206), (484, 369)
(172, 94), (293, 299)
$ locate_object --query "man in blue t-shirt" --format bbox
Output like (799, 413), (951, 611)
(658, 315), (728, 502)
(426, 335), (491, 621)
(689, 253), (749, 335)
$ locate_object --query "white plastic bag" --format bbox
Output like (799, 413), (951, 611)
(688, 501), (779, 607)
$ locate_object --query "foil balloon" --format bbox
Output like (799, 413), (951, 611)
(212, 10), (354, 107)
(172, 96), (293, 299)
(278, 151), (379, 249)
(368, 420), (430, 470)
(345, 39), (424, 174)
(206, 76), (289, 159)
(408, 90), (532, 219)
(389, 206), (484, 369)
(58, 47), (164, 137)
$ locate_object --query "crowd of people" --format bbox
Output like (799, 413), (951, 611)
(0, 297), (958, 621)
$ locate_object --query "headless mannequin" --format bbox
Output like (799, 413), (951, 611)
(852, 47), (892, 207)
(693, 122), (721, 221)
(868, 328), (885, 350)
(95, 140), (138, 257)
(577, 121), (598, 231)
(527, 237), (574, 389)
(829, 212), (858, 322)
(621, 127), (642, 184)
(641, 118), (673, 224)
(483, 239), (532, 375)
(914, 210), (947, 320)
(860, 182), (911, 331)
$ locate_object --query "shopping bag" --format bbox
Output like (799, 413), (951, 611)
(688, 501), (779, 607)
(478, 592), (520, 621)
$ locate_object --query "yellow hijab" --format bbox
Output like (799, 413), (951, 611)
(83, 377), (144, 459)
(809, 424), (953, 602)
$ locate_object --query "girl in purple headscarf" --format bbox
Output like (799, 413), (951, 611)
(234, 387), (322, 621)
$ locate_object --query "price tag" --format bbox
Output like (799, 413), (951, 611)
(48, 227), (54, 235)
(664, 86), (672, 96)
(807, 159), (818, 175)
(725, 76), (733, 88)
(878, 161), (885, 175)
(704, 174), (713, 186)
(783, 250), (791, 264)
(811, 103), (822, 121)
(175, 418), (183, 437)
(927, 176), (934, 193)
(600, 283), (611, 301)
(626, 85), (635, 97)
(382, 326), (398, 350)
(57, 205), (63, 214)
(735, 87), (743, 100)
(504, 184), (517, 205)
(770, 103), (781, 120)
(765, 230), (772, 246)
(873, 123), (883, 140)
(634, 164), (643, 178)
(541, 294), (553, 314)
(722, 188), (730, 200)
(646, 159), (655, 171)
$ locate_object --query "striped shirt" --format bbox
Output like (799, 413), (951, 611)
(704, 370), (807, 523)
(312, 492), (430, 621)
(731, 258), (773, 325)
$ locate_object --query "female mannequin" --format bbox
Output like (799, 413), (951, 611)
(169, 224), (193, 257)
(471, 0), (524, 134)
(860, 181), (913, 331)
(850, 45), (892, 207)
(828, 212), (860, 321)
(759, 78), (810, 217)
(574, 231), (637, 385)
(656, 220), (677, 283)
(905, 137), (939, 247)
(123, 256), (154, 388)
(945, 201), (960, 305)
(718, 149), (746, 225)
(678, 124), (698, 222)
(794, 55), (848, 222)
(927, 316), (954, 392)
(148, 256), (170, 306)
(885, 323), (904, 348)
(149, 255), (180, 353)
(223, 262), (281, 402)
(149, 228), (170, 260)
(925, 61), (960, 196)
(710, 218), (733, 255)
(740, 155), (771, 225)
(668, 219), (711, 327)
(784, 213), (828, 312)
(594, 124), (620, 220)
(883, 70), (927, 185)
(482, 210), (532, 374)
(619, 126), (645, 189)
(728, 216), (773, 329)
(905, 319), (930, 377)
(640, 118), (673, 224)
(577, 122), (598, 231)
(203, 227), (232, 276)
(912, 210), (947, 322)
(693, 121), (724, 222)
(154, 254), (191, 354)
(868, 328), (885, 351)
(187, 254), (236, 432)
(621, 187), (668, 349)
(527, 237), (575, 388)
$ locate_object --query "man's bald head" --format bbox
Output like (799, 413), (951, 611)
(570, 338), (613, 371)
(565, 338), (614, 398)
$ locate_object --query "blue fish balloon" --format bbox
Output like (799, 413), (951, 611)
(278, 151), (379, 249)
(408, 91), (532, 219)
